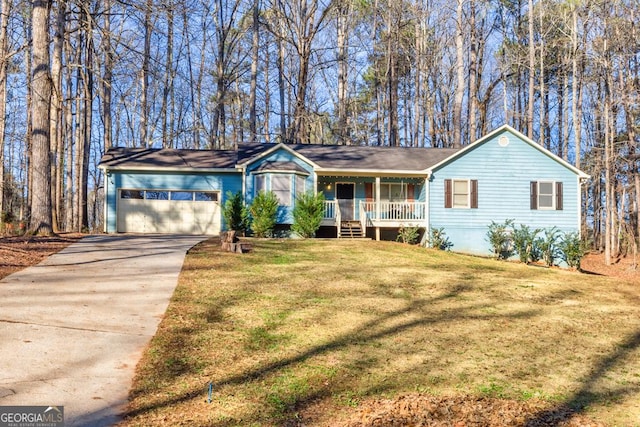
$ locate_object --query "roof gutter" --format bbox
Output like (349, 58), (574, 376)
(316, 168), (430, 177)
(98, 165), (241, 173)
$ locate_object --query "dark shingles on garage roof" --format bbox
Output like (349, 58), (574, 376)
(99, 147), (239, 169)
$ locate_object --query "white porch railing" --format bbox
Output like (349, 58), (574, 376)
(360, 201), (426, 222)
(323, 200), (426, 223)
(323, 200), (337, 221)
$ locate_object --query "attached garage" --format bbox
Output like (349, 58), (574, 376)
(117, 189), (221, 234)
(99, 148), (243, 235)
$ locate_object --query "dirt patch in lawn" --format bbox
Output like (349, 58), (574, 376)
(0, 233), (85, 280)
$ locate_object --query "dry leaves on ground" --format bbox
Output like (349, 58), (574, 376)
(0, 233), (85, 280)
(338, 394), (605, 427)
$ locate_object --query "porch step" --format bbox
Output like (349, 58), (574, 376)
(340, 221), (365, 239)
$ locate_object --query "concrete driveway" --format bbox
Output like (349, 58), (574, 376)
(0, 234), (207, 426)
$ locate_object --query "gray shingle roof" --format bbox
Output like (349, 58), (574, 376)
(284, 144), (459, 171)
(99, 144), (460, 173)
(99, 147), (238, 170)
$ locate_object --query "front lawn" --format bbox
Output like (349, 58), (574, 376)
(120, 239), (640, 426)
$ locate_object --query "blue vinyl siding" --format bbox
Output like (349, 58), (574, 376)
(429, 130), (581, 257)
(104, 171), (241, 232)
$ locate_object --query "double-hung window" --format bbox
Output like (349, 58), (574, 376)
(530, 181), (563, 210)
(271, 175), (291, 206)
(253, 174), (293, 206)
(444, 179), (478, 209)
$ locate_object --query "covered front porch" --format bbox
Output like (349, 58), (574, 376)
(316, 176), (428, 239)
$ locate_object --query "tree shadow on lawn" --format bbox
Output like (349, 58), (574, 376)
(524, 329), (640, 426)
(122, 280), (640, 426)
(122, 284), (540, 422)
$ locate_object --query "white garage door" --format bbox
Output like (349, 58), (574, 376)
(117, 189), (221, 234)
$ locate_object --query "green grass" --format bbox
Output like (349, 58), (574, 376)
(122, 238), (640, 426)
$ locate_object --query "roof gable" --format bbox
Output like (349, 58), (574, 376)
(427, 125), (589, 179)
(238, 143), (459, 173)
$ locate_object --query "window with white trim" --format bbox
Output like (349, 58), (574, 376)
(444, 179), (478, 209)
(380, 183), (408, 202)
(295, 175), (306, 196)
(254, 175), (266, 195)
(271, 174), (291, 206)
(453, 180), (469, 208)
(531, 181), (563, 210)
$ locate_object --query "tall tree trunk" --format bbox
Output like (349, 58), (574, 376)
(102, 0), (113, 150)
(468, 0), (478, 143)
(81, 12), (93, 231)
(49, 0), (64, 232)
(538, 4), (545, 147)
(140, 0), (152, 147)
(161, 0), (173, 148)
(263, 36), (271, 142)
(0, 0), (11, 217)
(453, 0), (464, 148)
(249, 0), (259, 142)
(182, 3), (198, 148)
(64, 30), (73, 231)
(277, 18), (286, 141)
(387, 3), (399, 147)
(572, 7), (586, 171)
(336, 0), (349, 145)
(527, 0), (535, 139)
(29, 0), (53, 235)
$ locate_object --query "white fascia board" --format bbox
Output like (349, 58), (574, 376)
(425, 124), (591, 179)
(100, 166), (241, 173)
(316, 168), (428, 177)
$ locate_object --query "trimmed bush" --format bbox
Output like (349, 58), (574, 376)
(249, 191), (279, 237)
(292, 191), (325, 238)
(537, 227), (561, 267)
(486, 219), (514, 260)
(512, 224), (541, 264)
(428, 227), (453, 250)
(221, 191), (250, 233)
(559, 231), (586, 269)
(397, 225), (420, 245)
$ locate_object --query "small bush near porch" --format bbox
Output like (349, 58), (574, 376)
(123, 239), (640, 426)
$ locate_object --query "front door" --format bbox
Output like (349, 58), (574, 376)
(336, 183), (355, 221)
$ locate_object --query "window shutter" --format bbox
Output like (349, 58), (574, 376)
(556, 182), (563, 210)
(470, 180), (478, 209)
(365, 182), (373, 202)
(444, 179), (452, 208)
(530, 181), (538, 210)
(407, 183), (415, 202)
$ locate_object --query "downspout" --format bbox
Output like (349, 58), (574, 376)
(578, 175), (587, 238)
(240, 166), (247, 205)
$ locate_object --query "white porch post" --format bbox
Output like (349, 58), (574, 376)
(103, 170), (109, 233)
(422, 174), (431, 246)
(375, 177), (381, 241)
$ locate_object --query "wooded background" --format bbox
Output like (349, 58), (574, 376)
(0, 0), (637, 265)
